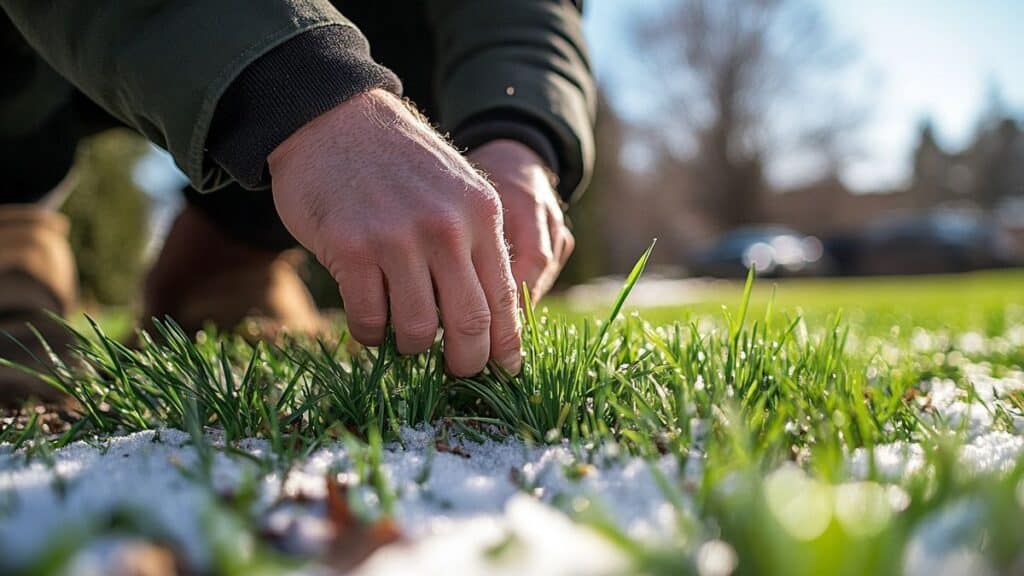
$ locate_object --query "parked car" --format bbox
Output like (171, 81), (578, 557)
(691, 226), (830, 278)
(851, 210), (1011, 275)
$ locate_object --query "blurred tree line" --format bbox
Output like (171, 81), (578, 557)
(567, 0), (872, 279)
(594, 0), (1023, 277)
(635, 0), (864, 231)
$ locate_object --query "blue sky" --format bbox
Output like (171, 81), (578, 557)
(582, 0), (1024, 191)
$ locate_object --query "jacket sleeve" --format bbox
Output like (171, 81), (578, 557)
(428, 0), (596, 203)
(0, 0), (400, 192)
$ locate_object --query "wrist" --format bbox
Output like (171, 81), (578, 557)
(208, 26), (401, 190)
(455, 115), (560, 176)
(473, 139), (545, 166)
(268, 88), (396, 171)
(470, 139), (558, 191)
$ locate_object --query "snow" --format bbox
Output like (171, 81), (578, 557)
(902, 499), (996, 576)
(0, 427), (670, 574)
(1, 363), (1023, 574)
(0, 429), (220, 567)
(848, 365), (1024, 480)
(356, 496), (629, 576)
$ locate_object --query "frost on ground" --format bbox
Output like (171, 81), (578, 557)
(0, 426), (662, 575)
(2, 363), (1023, 575)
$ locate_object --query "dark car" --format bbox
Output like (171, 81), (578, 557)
(691, 226), (829, 278)
(851, 210), (1010, 275)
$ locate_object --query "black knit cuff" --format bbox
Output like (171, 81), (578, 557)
(207, 25), (402, 190)
(453, 111), (565, 197)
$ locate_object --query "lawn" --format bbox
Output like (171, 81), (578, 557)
(2, 254), (1023, 575)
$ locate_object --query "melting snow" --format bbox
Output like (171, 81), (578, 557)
(1, 363), (1022, 574)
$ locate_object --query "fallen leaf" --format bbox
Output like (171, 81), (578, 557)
(112, 542), (182, 576)
(323, 475), (403, 571)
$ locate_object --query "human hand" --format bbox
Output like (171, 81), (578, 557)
(268, 90), (521, 376)
(468, 140), (574, 304)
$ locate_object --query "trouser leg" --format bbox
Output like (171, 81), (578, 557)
(0, 104), (78, 207)
(0, 13), (92, 319)
(2, 9), (129, 203)
(0, 16), (84, 403)
(0, 12), (76, 207)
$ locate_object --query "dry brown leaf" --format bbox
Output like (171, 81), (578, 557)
(106, 541), (184, 576)
(323, 475), (403, 572)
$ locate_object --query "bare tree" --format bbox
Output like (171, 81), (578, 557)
(636, 0), (863, 231)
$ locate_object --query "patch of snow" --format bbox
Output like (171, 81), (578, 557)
(1, 364), (1023, 573)
(0, 429), (228, 568)
(356, 495), (629, 576)
(902, 499), (996, 576)
(847, 431), (1023, 481)
(0, 427), (679, 574)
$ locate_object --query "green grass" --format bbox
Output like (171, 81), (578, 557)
(557, 268), (1024, 331)
(2, 253), (1024, 575)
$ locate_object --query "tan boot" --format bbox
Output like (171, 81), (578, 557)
(0, 206), (78, 405)
(142, 205), (326, 341)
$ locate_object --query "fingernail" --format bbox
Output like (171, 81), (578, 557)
(500, 350), (522, 376)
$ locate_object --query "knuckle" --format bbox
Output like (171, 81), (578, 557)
(347, 309), (388, 333)
(562, 231), (576, 255)
(374, 226), (415, 253)
(492, 282), (520, 314)
(452, 307), (491, 337)
(493, 324), (523, 354)
(470, 187), (503, 220)
(399, 317), (439, 350)
(519, 252), (552, 275)
(334, 235), (375, 264)
(421, 211), (468, 246)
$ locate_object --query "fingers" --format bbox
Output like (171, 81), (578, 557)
(550, 209), (575, 269)
(560, 228), (576, 267)
(548, 212), (564, 263)
(380, 257), (439, 355)
(430, 247), (492, 377)
(267, 91), (525, 377)
(517, 206), (573, 304)
(509, 204), (554, 305)
(336, 264), (389, 346)
(531, 209), (569, 301)
(473, 230), (523, 376)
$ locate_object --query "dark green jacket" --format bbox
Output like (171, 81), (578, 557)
(1, 0), (595, 201)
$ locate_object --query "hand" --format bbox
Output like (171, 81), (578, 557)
(469, 140), (574, 304)
(268, 90), (521, 376)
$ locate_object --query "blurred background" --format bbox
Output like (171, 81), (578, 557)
(67, 0), (1024, 311)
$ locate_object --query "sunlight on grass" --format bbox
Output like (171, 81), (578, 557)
(2, 250), (1023, 575)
